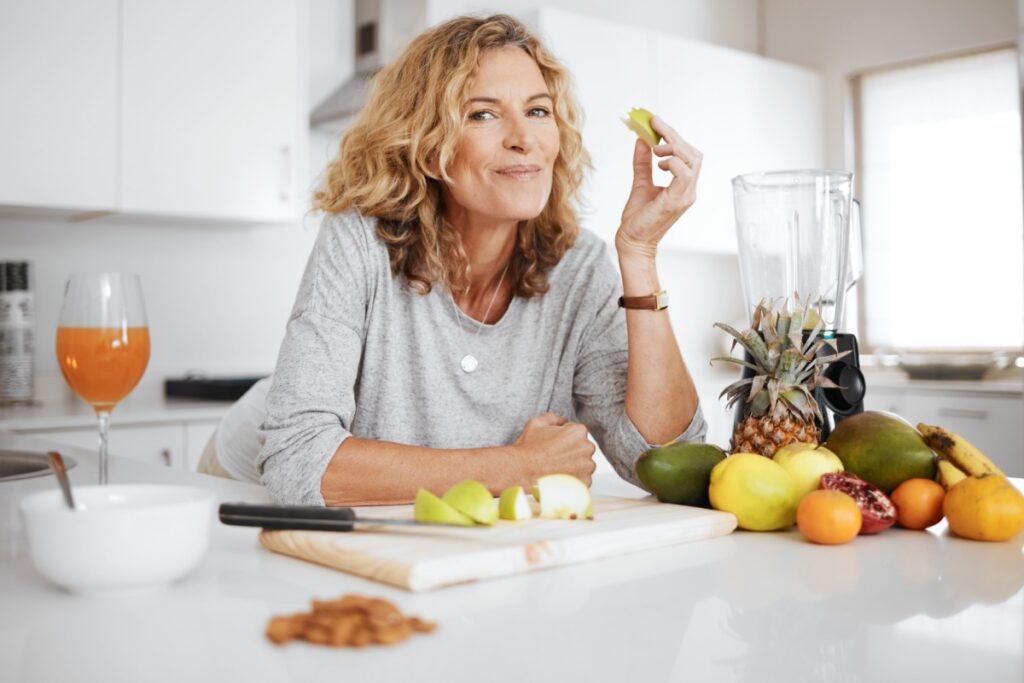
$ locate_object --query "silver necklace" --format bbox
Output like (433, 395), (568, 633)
(450, 261), (510, 374)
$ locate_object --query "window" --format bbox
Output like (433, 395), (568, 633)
(854, 47), (1022, 352)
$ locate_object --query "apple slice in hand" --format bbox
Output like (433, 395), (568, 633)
(442, 480), (499, 525)
(536, 474), (594, 520)
(414, 489), (475, 526)
(621, 107), (662, 147)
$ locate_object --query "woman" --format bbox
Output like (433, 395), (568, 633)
(256, 14), (705, 506)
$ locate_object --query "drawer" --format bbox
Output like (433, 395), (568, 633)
(17, 423), (186, 469)
(864, 388), (1022, 477)
(903, 394), (1023, 477)
(183, 419), (220, 472)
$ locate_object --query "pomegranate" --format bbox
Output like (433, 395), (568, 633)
(820, 472), (897, 534)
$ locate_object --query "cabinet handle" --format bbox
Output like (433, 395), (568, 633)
(161, 449), (171, 467)
(938, 408), (988, 420)
(279, 145), (292, 203)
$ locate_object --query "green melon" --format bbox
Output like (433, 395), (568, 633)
(635, 442), (726, 507)
(824, 411), (936, 494)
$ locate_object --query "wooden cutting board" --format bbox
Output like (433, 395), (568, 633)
(259, 496), (737, 592)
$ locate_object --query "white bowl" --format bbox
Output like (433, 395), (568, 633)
(19, 484), (216, 596)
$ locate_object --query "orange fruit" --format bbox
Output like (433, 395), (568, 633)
(797, 490), (862, 545)
(890, 478), (946, 530)
(943, 474), (1024, 542)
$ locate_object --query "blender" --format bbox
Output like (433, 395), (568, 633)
(731, 169), (865, 439)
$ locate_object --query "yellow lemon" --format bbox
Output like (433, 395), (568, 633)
(709, 453), (798, 531)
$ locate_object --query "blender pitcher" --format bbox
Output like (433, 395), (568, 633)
(731, 169), (865, 436)
(732, 170), (861, 332)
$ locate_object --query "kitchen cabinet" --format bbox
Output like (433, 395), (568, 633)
(531, 8), (824, 252)
(14, 418), (220, 472)
(0, 0), (119, 212)
(183, 419), (219, 472)
(864, 384), (1023, 476)
(120, 0), (302, 222)
(0, 0), (304, 224)
(651, 35), (824, 253)
(18, 423), (186, 469)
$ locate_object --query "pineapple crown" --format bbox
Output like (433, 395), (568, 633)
(713, 296), (850, 423)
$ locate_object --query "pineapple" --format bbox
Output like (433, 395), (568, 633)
(714, 297), (849, 457)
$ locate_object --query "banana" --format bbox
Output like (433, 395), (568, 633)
(936, 459), (968, 490)
(917, 423), (1005, 478)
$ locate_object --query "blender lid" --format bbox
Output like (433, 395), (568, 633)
(732, 169), (852, 191)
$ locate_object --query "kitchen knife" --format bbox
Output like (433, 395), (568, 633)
(218, 502), (479, 531)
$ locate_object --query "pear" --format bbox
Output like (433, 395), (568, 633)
(773, 443), (845, 502)
(442, 480), (498, 525)
(536, 474), (593, 520)
(413, 489), (475, 526)
(621, 107), (661, 147)
(498, 486), (532, 521)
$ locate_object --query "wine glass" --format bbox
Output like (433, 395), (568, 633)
(56, 274), (150, 484)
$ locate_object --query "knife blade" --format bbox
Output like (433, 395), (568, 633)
(218, 502), (479, 531)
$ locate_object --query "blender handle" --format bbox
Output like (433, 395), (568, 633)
(846, 199), (864, 291)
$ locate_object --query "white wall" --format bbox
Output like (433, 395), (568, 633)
(763, 0), (1018, 169)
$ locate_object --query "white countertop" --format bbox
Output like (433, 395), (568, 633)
(862, 367), (1024, 395)
(0, 380), (230, 431)
(1, 432), (1022, 683)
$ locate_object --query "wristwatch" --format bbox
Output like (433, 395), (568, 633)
(618, 290), (669, 311)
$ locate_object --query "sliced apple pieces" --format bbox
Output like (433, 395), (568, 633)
(536, 474), (593, 520)
(413, 475), (593, 526)
(498, 485), (532, 521)
(442, 480), (499, 525)
(413, 489), (475, 526)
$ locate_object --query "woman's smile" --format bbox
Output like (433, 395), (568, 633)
(493, 164), (542, 180)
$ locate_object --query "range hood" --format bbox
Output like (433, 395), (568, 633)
(310, 0), (428, 128)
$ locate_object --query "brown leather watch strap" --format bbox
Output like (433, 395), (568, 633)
(618, 290), (669, 310)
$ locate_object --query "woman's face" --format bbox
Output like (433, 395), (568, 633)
(442, 45), (560, 225)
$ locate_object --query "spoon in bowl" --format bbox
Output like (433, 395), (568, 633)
(47, 451), (76, 510)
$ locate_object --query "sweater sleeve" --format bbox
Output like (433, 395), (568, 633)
(571, 244), (707, 490)
(257, 212), (373, 505)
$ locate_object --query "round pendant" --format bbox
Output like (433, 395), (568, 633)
(460, 355), (479, 373)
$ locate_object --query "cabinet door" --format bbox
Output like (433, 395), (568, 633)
(120, 0), (300, 222)
(183, 419), (219, 472)
(866, 388), (1023, 477)
(652, 35), (824, 253)
(908, 393), (1023, 477)
(0, 0), (118, 211)
(20, 424), (186, 469)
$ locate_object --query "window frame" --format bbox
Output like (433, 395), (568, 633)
(850, 42), (1023, 355)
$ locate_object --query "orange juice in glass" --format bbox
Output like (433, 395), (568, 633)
(57, 274), (149, 484)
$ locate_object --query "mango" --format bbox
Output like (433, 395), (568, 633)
(635, 442), (726, 507)
(824, 411), (937, 494)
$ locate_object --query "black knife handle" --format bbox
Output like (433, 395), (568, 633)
(219, 502), (357, 531)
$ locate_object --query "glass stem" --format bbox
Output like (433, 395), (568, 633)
(97, 410), (111, 485)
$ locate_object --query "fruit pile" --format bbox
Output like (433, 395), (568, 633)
(635, 412), (1024, 544)
(412, 474), (593, 526)
(639, 297), (1024, 545)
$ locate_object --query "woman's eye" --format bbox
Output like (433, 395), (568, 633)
(468, 110), (495, 121)
(528, 107), (551, 118)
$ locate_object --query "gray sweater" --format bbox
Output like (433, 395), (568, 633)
(258, 210), (706, 504)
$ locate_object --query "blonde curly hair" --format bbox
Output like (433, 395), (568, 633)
(314, 14), (591, 296)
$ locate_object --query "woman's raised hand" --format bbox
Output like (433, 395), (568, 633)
(616, 116), (702, 259)
(511, 413), (597, 487)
